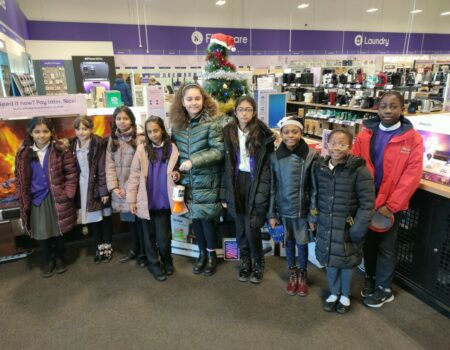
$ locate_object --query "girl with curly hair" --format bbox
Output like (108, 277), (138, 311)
(169, 83), (224, 276)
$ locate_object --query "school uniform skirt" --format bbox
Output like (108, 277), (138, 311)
(30, 194), (61, 240)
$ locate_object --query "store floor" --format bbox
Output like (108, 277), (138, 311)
(1, 238), (449, 350)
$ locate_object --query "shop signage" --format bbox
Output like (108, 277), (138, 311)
(26, 21), (450, 55)
(354, 34), (390, 47)
(0, 95), (87, 119)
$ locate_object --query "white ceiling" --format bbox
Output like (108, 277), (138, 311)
(16, 0), (450, 34)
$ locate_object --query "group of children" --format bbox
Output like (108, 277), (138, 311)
(15, 84), (423, 313)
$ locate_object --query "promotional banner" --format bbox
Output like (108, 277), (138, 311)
(0, 94), (87, 119)
(146, 85), (165, 121)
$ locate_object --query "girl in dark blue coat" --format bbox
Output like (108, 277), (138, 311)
(310, 129), (374, 314)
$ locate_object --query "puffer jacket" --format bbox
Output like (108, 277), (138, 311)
(15, 140), (78, 235)
(310, 155), (375, 268)
(126, 143), (179, 220)
(352, 116), (423, 213)
(220, 120), (274, 218)
(105, 136), (137, 213)
(268, 140), (319, 219)
(171, 111), (224, 219)
(69, 135), (109, 212)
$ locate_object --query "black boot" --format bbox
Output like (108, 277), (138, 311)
(42, 260), (55, 278)
(203, 251), (217, 276)
(250, 257), (265, 284)
(162, 256), (174, 276)
(238, 250), (252, 282)
(55, 257), (68, 274)
(193, 251), (207, 274)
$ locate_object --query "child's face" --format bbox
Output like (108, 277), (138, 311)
(281, 125), (302, 150)
(31, 123), (52, 149)
(378, 95), (404, 127)
(75, 123), (92, 143)
(115, 111), (132, 132)
(182, 88), (203, 118)
(235, 100), (255, 129)
(146, 121), (164, 146)
(328, 133), (351, 163)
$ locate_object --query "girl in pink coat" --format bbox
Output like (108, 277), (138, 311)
(127, 116), (180, 281)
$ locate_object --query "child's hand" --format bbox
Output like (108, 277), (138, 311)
(308, 222), (316, 231)
(101, 196), (109, 205)
(269, 218), (279, 229)
(114, 188), (126, 199)
(221, 202), (227, 208)
(130, 203), (137, 214)
(171, 171), (180, 182)
(378, 206), (393, 218)
(179, 160), (193, 172)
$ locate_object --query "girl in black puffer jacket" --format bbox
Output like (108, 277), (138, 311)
(310, 129), (374, 314)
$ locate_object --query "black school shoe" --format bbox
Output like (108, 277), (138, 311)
(42, 261), (55, 278)
(148, 265), (167, 282)
(363, 287), (394, 308)
(336, 301), (350, 314)
(161, 260), (175, 276)
(55, 257), (68, 274)
(323, 298), (339, 312)
(119, 250), (137, 263)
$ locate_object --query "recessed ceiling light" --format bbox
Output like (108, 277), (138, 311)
(410, 9), (423, 14)
(366, 8), (379, 13)
(441, 11), (450, 16)
(297, 3), (310, 9)
(216, 0), (226, 6)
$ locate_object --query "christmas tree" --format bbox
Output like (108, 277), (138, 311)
(202, 33), (250, 115)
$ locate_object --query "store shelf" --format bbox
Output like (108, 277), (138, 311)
(419, 179), (450, 199)
(287, 101), (378, 114)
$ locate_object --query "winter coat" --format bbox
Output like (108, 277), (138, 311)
(171, 111), (224, 219)
(112, 78), (133, 106)
(15, 140), (78, 235)
(352, 116), (423, 213)
(220, 120), (274, 218)
(105, 135), (137, 213)
(268, 140), (319, 219)
(310, 155), (375, 268)
(126, 143), (179, 220)
(69, 135), (109, 212)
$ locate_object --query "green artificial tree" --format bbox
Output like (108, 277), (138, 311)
(202, 33), (250, 115)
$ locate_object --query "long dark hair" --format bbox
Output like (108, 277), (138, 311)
(144, 116), (171, 163)
(110, 106), (138, 152)
(229, 96), (272, 157)
(24, 117), (62, 161)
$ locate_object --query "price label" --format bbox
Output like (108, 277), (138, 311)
(355, 84), (362, 89)
(385, 84), (393, 89)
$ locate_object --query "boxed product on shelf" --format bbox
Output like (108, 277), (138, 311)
(103, 90), (122, 107)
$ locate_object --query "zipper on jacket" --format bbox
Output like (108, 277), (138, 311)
(47, 147), (63, 235)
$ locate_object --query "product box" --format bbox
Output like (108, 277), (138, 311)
(104, 90), (122, 108)
(171, 215), (191, 242)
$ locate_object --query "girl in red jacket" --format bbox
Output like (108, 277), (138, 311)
(352, 91), (423, 308)
(15, 117), (78, 277)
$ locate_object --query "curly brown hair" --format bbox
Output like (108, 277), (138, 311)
(169, 83), (218, 130)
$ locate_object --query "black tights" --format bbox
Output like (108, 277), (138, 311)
(39, 236), (65, 264)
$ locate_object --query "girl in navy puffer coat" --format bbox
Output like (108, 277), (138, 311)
(310, 129), (374, 314)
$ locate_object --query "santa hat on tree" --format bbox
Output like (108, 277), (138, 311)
(210, 33), (236, 52)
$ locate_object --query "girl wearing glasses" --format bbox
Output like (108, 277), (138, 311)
(268, 117), (318, 296)
(310, 129), (374, 314)
(169, 83), (224, 276)
(221, 96), (275, 284)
